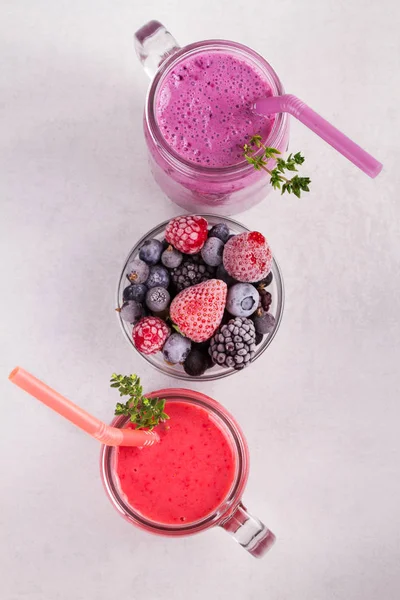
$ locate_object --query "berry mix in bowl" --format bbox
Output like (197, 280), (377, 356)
(116, 215), (284, 381)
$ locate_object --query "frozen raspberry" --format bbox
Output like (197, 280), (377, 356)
(132, 316), (170, 355)
(165, 215), (208, 254)
(223, 231), (272, 283)
(170, 279), (227, 343)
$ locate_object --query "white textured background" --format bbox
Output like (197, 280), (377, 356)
(1, 1), (399, 599)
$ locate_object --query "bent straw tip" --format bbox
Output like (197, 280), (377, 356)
(9, 366), (21, 382)
(370, 162), (383, 179)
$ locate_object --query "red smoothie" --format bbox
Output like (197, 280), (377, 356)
(156, 51), (275, 167)
(115, 401), (236, 525)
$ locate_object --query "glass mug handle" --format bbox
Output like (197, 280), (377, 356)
(134, 20), (181, 79)
(220, 502), (276, 558)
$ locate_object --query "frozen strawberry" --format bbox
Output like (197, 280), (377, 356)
(133, 316), (170, 355)
(170, 279), (227, 343)
(165, 215), (208, 254)
(223, 231), (272, 283)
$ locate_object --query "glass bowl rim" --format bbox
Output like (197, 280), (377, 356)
(116, 214), (285, 381)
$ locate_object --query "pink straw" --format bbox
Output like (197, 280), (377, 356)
(9, 367), (159, 447)
(255, 95), (383, 178)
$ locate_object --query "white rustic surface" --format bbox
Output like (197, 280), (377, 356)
(1, 1), (399, 599)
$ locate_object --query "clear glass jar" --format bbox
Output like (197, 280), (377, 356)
(135, 21), (289, 215)
(100, 388), (275, 558)
(116, 214), (284, 381)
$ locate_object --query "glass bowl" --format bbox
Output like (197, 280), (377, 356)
(116, 214), (284, 381)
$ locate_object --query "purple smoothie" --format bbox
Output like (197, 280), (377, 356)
(155, 51), (275, 168)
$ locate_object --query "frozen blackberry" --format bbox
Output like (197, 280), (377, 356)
(209, 317), (256, 370)
(258, 288), (272, 312)
(170, 257), (215, 291)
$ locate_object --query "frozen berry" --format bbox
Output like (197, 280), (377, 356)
(119, 301), (144, 324)
(209, 317), (256, 370)
(161, 245), (183, 269)
(145, 286), (170, 312)
(208, 223), (230, 243)
(133, 316), (170, 355)
(216, 264), (237, 287)
(226, 283), (260, 318)
(126, 258), (150, 284)
(165, 215), (208, 254)
(184, 348), (210, 376)
(259, 289), (272, 312)
(170, 279), (227, 343)
(258, 271), (273, 288)
(123, 283), (147, 304)
(139, 239), (163, 265)
(171, 257), (215, 291)
(223, 231), (272, 282)
(162, 333), (192, 364)
(201, 237), (224, 266)
(253, 310), (276, 334)
(255, 331), (264, 345)
(146, 265), (170, 289)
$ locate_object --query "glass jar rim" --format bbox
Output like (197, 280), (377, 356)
(145, 39), (288, 179)
(100, 388), (249, 535)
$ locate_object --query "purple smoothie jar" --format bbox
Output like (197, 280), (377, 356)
(135, 21), (289, 215)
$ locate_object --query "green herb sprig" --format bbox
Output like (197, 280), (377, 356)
(110, 373), (169, 430)
(244, 135), (311, 198)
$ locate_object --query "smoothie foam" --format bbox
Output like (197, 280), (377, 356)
(115, 401), (236, 525)
(156, 51), (275, 168)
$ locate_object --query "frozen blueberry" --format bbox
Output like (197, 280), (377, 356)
(255, 331), (264, 345)
(216, 264), (237, 287)
(208, 223), (230, 242)
(183, 348), (210, 376)
(161, 245), (183, 269)
(126, 258), (149, 284)
(253, 310), (276, 334)
(145, 265), (170, 289)
(145, 286), (170, 313)
(139, 239), (163, 265)
(119, 301), (143, 324)
(162, 333), (191, 364)
(201, 237), (224, 267)
(123, 283), (147, 304)
(226, 283), (260, 317)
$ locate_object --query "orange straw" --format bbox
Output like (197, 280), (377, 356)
(9, 367), (159, 447)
